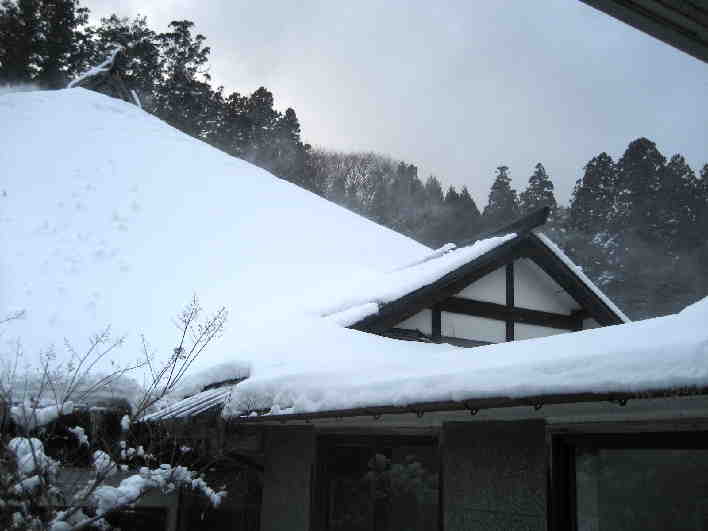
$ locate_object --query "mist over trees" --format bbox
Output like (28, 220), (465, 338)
(1, 0), (706, 320)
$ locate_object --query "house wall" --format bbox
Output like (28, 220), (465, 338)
(514, 259), (579, 314)
(456, 267), (506, 304)
(515, 322), (567, 340)
(442, 312), (506, 343)
(441, 420), (547, 531)
(260, 426), (315, 531)
(397, 309), (433, 335)
(395, 258), (592, 343)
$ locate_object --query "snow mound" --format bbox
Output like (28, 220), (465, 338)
(0, 88), (429, 393)
(223, 295), (708, 417)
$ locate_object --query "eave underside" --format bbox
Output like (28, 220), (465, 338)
(580, 0), (708, 63)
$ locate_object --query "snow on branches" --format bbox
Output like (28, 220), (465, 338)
(1, 297), (227, 531)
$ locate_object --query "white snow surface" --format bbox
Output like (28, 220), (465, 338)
(0, 89), (430, 393)
(223, 296), (708, 417)
(2, 88), (645, 418)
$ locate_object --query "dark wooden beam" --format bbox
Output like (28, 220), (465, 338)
(506, 262), (515, 341)
(432, 304), (441, 340)
(522, 235), (623, 326)
(352, 238), (527, 332)
(458, 206), (550, 247)
(438, 297), (579, 330)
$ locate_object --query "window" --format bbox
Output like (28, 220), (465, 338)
(315, 435), (439, 531)
(552, 432), (708, 531)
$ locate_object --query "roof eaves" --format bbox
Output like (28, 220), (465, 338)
(230, 385), (708, 424)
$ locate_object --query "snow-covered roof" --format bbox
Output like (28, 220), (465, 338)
(1, 88), (634, 415)
(217, 295), (707, 420)
(0, 88), (427, 397)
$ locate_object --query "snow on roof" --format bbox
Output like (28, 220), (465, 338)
(0, 89), (430, 391)
(1, 88), (637, 415)
(141, 387), (232, 422)
(536, 232), (631, 323)
(221, 296), (708, 419)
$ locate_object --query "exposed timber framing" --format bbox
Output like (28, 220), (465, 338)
(506, 262), (515, 341)
(521, 234), (621, 326)
(431, 304), (442, 340)
(438, 298), (584, 331)
(350, 207), (625, 335)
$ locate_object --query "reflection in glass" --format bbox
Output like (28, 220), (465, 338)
(326, 443), (438, 531)
(576, 448), (708, 531)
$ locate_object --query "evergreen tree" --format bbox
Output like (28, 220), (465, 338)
(153, 20), (213, 137)
(569, 152), (617, 232)
(519, 162), (557, 214)
(444, 185), (460, 204)
(456, 185), (482, 239)
(270, 107), (309, 187)
(0, 0), (41, 83)
(614, 137), (667, 234)
(36, 0), (90, 87)
(90, 15), (161, 106)
(483, 165), (519, 227)
(243, 86), (280, 167)
(424, 175), (444, 204)
(459, 186), (481, 221)
(657, 154), (699, 250)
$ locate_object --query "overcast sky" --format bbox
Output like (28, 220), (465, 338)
(84, 0), (707, 206)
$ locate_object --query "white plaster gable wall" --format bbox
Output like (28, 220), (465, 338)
(456, 266), (506, 304)
(442, 312), (506, 343)
(396, 309), (433, 334)
(514, 323), (567, 341)
(392, 258), (599, 343)
(513, 259), (580, 314)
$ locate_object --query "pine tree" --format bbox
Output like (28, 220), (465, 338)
(483, 165), (519, 227)
(569, 152), (617, 232)
(519, 162), (557, 214)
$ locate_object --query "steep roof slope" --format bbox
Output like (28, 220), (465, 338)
(0, 88), (429, 387)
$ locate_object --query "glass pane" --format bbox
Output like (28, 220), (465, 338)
(327, 446), (375, 531)
(576, 448), (708, 531)
(383, 446), (439, 531)
(325, 443), (439, 531)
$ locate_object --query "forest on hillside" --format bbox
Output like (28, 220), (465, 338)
(2, 0), (707, 319)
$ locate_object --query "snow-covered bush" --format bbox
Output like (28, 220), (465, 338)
(0, 299), (227, 530)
